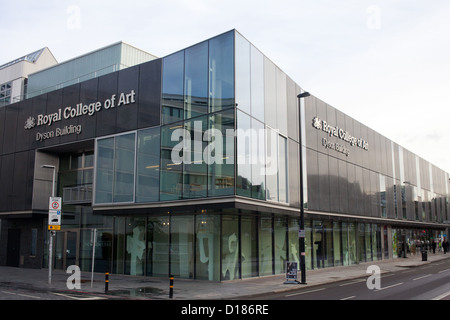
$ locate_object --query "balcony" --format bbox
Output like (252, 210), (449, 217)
(63, 184), (92, 204)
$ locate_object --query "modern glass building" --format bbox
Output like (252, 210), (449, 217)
(0, 30), (448, 281)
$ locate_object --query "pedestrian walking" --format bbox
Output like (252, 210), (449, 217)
(432, 240), (436, 254)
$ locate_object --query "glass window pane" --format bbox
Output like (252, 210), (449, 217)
(323, 220), (333, 268)
(264, 58), (277, 129)
(162, 51), (184, 124)
(185, 42), (208, 119)
(259, 215), (273, 276)
(251, 45), (264, 122)
(305, 219), (312, 270)
(288, 217), (299, 266)
(266, 127), (278, 201)
(208, 109), (235, 197)
(147, 216), (170, 277)
(276, 68), (287, 136)
(136, 127), (161, 202)
(236, 111), (251, 197)
(365, 224), (372, 261)
(342, 222), (349, 266)
(183, 116), (207, 199)
(251, 118), (265, 200)
(313, 220), (324, 269)
(274, 217), (286, 274)
(349, 222), (357, 264)
(209, 31), (234, 113)
(113, 133), (136, 203)
(196, 214), (220, 281)
(84, 151), (94, 167)
(235, 33), (251, 114)
(221, 215), (239, 280)
(160, 123), (183, 201)
(171, 216), (194, 279)
(278, 135), (288, 203)
(241, 216), (258, 278)
(113, 217), (125, 273)
(95, 137), (114, 203)
(333, 222), (342, 266)
(125, 217), (145, 275)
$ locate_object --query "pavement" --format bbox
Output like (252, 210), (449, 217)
(1, 251), (449, 300)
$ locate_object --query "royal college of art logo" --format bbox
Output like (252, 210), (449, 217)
(24, 116), (36, 130)
(312, 116), (322, 130)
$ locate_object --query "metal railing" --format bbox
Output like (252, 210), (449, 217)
(63, 184), (93, 204)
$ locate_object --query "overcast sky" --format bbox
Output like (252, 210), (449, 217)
(2, 0), (450, 173)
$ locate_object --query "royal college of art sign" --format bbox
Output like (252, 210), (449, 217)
(312, 116), (369, 157)
(24, 89), (136, 142)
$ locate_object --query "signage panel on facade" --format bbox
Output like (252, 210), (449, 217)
(48, 197), (62, 231)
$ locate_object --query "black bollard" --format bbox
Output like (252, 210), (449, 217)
(169, 275), (174, 298)
(105, 272), (109, 294)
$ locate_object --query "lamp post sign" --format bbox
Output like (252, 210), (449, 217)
(48, 197), (62, 231)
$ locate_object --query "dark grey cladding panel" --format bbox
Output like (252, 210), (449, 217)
(138, 59), (162, 129)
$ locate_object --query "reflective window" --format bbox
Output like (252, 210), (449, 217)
(251, 45), (265, 122)
(235, 33), (251, 114)
(259, 215), (273, 276)
(264, 58), (277, 129)
(276, 68), (287, 136)
(241, 216), (258, 278)
(274, 217), (287, 274)
(266, 127), (278, 201)
(399, 146), (407, 219)
(278, 135), (288, 203)
(0, 81), (12, 106)
(208, 110), (235, 197)
(136, 127), (160, 202)
(333, 222), (342, 266)
(185, 42), (208, 119)
(113, 134), (136, 203)
(313, 220), (324, 269)
(380, 174), (387, 217)
(209, 32), (234, 113)
(288, 217), (299, 265)
(125, 217), (146, 275)
(183, 116), (208, 199)
(162, 51), (184, 124)
(236, 111), (251, 197)
(147, 216), (169, 277)
(171, 216), (194, 279)
(196, 214), (220, 280)
(221, 215), (240, 280)
(251, 118), (265, 200)
(95, 137), (114, 203)
(160, 122), (183, 201)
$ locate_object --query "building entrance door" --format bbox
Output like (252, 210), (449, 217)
(6, 229), (21, 267)
(55, 229), (79, 270)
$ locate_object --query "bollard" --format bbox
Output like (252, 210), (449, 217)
(169, 275), (174, 298)
(105, 272), (109, 294)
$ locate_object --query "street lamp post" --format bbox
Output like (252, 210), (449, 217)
(297, 91), (310, 285)
(41, 165), (56, 285)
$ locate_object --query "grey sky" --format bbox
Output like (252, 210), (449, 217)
(2, 0), (449, 172)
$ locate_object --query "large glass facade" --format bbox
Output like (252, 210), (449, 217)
(136, 127), (160, 202)
(95, 132), (136, 204)
(85, 30), (450, 281)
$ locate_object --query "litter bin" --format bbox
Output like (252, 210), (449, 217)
(421, 250), (428, 261)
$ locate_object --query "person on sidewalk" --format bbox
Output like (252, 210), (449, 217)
(444, 240), (449, 254)
(432, 240), (437, 254)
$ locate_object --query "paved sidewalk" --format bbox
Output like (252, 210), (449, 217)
(1, 251), (449, 300)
